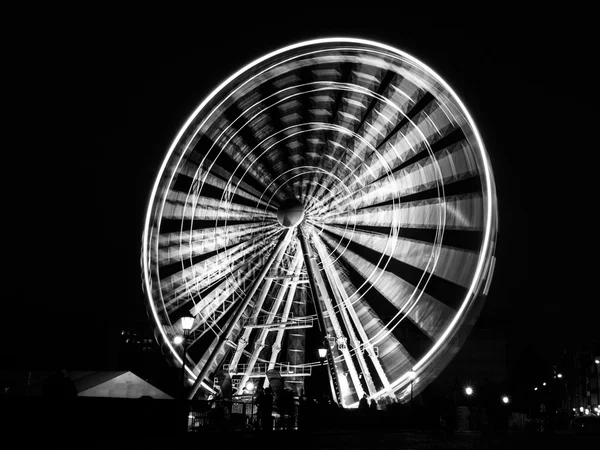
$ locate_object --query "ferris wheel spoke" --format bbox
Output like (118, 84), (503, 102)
(197, 157), (272, 205)
(338, 224), (483, 253)
(173, 157), (277, 211)
(160, 191), (276, 225)
(324, 230), (454, 342)
(186, 259), (267, 337)
(321, 226), (467, 311)
(303, 62), (354, 205)
(190, 301), (248, 387)
(306, 70), (397, 206)
(313, 147), (451, 218)
(160, 230), (280, 314)
(352, 99), (458, 188)
(222, 105), (297, 201)
(320, 236), (438, 366)
(157, 222), (277, 274)
(335, 275), (416, 396)
(321, 194), (484, 233)
(183, 236), (287, 344)
(159, 218), (275, 234)
(317, 129), (468, 218)
(326, 257), (397, 395)
(313, 96), (458, 214)
(191, 136), (272, 199)
(312, 233), (380, 398)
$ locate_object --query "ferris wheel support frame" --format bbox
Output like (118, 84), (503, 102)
(227, 237), (291, 373)
(303, 229), (366, 403)
(312, 233), (379, 398)
(231, 248), (303, 393)
(187, 228), (294, 400)
(263, 251), (305, 387)
(298, 226), (343, 404)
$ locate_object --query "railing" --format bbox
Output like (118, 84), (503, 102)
(188, 398), (258, 432)
(187, 397), (299, 432)
(244, 315), (314, 330)
(222, 362), (312, 377)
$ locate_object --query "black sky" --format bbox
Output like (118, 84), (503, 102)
(4, 9), (596, 372)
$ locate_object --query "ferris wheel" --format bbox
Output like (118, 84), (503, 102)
(141, 37), (498, 407)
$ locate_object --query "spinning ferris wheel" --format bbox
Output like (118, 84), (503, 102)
(141, 37), (498, 407)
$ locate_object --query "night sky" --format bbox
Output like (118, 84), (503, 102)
(4, 10), (595, 377)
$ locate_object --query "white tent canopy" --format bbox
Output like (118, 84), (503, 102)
(72, 371), (173, 399)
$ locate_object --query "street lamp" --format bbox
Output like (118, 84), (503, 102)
(465, 386), (474, 396)
(316, 344), (329, 400)
(244, 381), (255, 394)
(408, 370), (417, 403)
(557, 373), (563, 379)
(318, 347), (327, 363)
(178, 315), (194, 396)
(502, 396), (510, 404)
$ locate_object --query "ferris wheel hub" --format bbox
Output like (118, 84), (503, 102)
(277, 198), (305, 228)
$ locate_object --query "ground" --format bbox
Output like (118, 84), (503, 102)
(19, 429), (600, 449)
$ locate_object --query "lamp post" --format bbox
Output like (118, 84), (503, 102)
(408, 370), (417, 404)
(316, 344), (328, 399)
(177, 315), (195, 397)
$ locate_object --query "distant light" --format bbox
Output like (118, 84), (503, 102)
(465, 387), (473, 396)
(595, 359), (599, 364)
(580, 407), (584, 412)
(173, 335), (184, 345)
(543, 382), (547, 386)
(502, 396), (509, 404)
(585, 408), (590, 415)
(245, 381), (255, 393)
(573, 408), (577, 412)
(408, 370), (417, 380)
(557, 373), (563, 378)
(534, 387), (538, 391)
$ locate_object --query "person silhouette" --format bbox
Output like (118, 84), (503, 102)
(359, 393), (369, 413)
(260, 387), (273, 432)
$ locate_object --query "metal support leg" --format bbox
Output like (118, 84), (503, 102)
(187, 228), (294, 400)
(298, 226), (342, 405)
